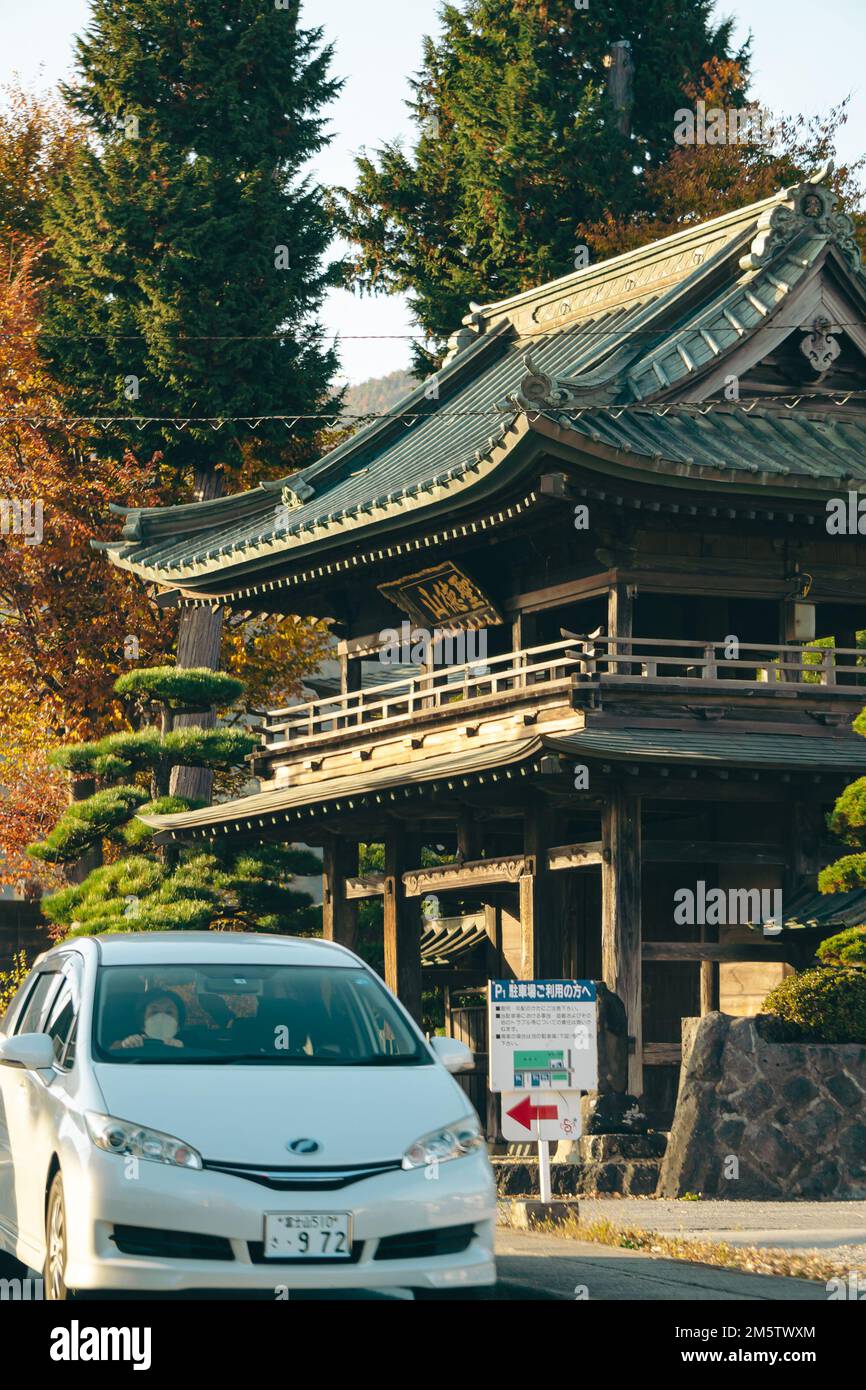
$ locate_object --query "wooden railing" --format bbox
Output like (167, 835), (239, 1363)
(262, 638), (580, 747)
(570, 635), (864, 686)
(260, 635), (864, 749)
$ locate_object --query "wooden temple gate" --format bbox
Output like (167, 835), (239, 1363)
(105, 173), (866, 1130)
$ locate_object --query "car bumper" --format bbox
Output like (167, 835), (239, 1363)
(63, 1147), (497, 1294)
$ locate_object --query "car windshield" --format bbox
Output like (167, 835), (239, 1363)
(92, 963), (428, 1066)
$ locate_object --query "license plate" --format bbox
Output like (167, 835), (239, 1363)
(263, 1212), (352, 1259)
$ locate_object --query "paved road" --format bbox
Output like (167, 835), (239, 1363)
(494, 1229), (828, 1301)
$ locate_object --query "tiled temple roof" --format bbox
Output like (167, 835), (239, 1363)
(97, 171), (866, 597)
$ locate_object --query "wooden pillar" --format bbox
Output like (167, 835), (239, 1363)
(339, 650), (363, 727)
(700, 920), (720, 1016)
(512, 611), (537, 688)
(483, 903), (502, 974)
(457, 806), (482, 861)
(835, 622), (859, 687)
(607, 580), (634, 675)
(384, 834), (422, 1022)
(601, 785), (643, 1095)
(321, 838), (358, 951)
(785, 798), (825, 896)
(339, 651), (363, 695)
(519, 805), (565, 979)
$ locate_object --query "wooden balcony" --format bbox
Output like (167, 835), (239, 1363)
(261, 639), (580, 754)
(258, 636), (865, 765)
(568, 634), (865, 687)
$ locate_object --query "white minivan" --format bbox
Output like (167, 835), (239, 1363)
(0, 932), (496, 1299)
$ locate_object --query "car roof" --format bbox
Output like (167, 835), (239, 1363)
(43, 933), (359, 969)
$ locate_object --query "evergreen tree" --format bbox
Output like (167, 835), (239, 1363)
(339, 0), (748, 366)
(41, 0), (344, 800)
(818, 699), (866, 922)
(43, 0), (342, 480)
(28, 667), (321, 938)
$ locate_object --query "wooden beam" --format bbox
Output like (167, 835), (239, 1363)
(403, 856), (531, 897)
(601, 786), (643, 1096)
(642, 942), (796, 963)
(503, 570), (615, 617)
(344, 873), (385, 900)
(546, 839), (786, 869)
(645, 840), (785, 865)
(321, 839), (358, 951)
(548, 842), (603, 870)
(644, 1042), (682, 1066)
(384, 835), (422, 1023)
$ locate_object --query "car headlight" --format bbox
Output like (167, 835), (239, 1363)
(402, 1113), (485, 1170)
(85, 1112), (202, 1170)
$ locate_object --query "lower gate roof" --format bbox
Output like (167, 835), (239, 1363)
(140, 726), (866, 843)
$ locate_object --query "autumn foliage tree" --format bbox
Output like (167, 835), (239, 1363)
(581, 60), (866, 260)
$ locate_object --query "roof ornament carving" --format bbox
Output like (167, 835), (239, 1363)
(800, 316), (842, 374)
(740, 162), (861, 273)
(279, 475), (314, 511)
(442, 309), (485, 364)
(514, 352), (571, 409)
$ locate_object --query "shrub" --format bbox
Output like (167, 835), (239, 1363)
(0, 951), (28, 1017)
(761, 966), (866, 1043)
(115, 667), (243, 710)
(817, 926), (866, 967)
(26, 786), (150, 863)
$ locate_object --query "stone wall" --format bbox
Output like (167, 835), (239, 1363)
(659, 1012), (866, 1200)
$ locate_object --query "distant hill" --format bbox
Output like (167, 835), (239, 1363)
(342, 369), (416, 420)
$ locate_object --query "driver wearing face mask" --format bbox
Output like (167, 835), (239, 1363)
(110, 990), (186, 1051)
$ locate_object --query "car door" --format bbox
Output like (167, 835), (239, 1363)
(13, 956), (85, 1260)
(0, 966), (63, 1257)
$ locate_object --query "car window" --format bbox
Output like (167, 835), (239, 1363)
(14, 971), (62, 1036)
(45, 981), (77, 1067)
(92, 963), (429, 1065)
(1, 970), (38, 1034)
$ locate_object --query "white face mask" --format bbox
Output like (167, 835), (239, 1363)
(144, 1010), (179, 1041)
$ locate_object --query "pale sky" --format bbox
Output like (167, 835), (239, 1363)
(2, 0), (864, 382)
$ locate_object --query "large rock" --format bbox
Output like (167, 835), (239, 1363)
(658, 1013), (866, 1199)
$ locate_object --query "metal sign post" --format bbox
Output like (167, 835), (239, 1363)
(487, 979), (598, 1200)
(538, 1140), (552, 1203)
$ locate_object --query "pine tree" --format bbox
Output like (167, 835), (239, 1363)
(28, 667), (322, 938)
(339, 0), (748, 365)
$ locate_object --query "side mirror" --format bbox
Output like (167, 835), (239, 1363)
(0, 1033), (56, 1071)
(430, 1036), (474, 1074)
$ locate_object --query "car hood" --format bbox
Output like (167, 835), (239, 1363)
(91, 1061), (471, 1165)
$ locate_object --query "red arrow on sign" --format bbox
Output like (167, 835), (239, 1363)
(506, 1095), (558, 1131)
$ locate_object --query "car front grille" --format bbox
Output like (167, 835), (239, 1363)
(203, 1159), (402, 1190)
(374, 1224), (476, 1261)
(112, 1225), (234, 1261)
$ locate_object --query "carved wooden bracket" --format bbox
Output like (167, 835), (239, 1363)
(403, 855), (534, 897)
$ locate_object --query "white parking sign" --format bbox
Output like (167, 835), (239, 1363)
(488, 979), (598, 1094)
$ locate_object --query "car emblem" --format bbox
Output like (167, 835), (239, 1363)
(287, 1138), (321, 1155)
